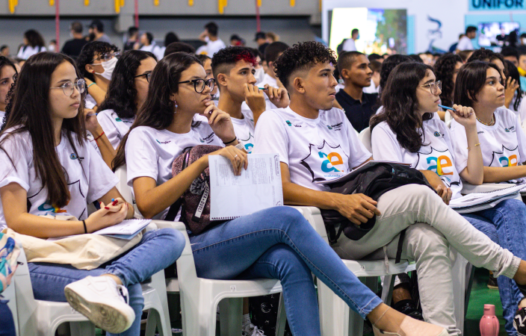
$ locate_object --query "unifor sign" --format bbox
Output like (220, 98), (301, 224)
(470, 0), (526, 10)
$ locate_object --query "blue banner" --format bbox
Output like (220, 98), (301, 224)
(470, 0), (526, 10)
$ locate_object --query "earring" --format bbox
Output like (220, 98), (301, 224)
(173, 100), (178, 113)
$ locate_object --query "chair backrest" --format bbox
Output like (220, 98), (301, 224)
(13, 249), (39, 335)
(115, 164), (143, 218)
(444, 111), (452, 128)
(359, 127), (372, 153)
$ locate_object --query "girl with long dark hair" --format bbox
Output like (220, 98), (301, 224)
(505, 59), (526, 124)
(113, 52), (450, 336)
(97, 50), (157, 150)
(371, 61), (526, 336)
(17, 29), (46, 60)
(0, 56), (17, 129)
(434, 54), (463, 108)
(0, 52), (184, 335)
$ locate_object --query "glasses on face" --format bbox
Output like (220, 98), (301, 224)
(135, 72), (152, 83)
(178, 78), (216, 93)
(92, 52), (120, 64)
(50, 79), (86, 96)
(421, 80), (442, 95)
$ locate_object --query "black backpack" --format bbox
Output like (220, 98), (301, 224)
(321, 161), (434, 244)
(337, 38), (348, 55)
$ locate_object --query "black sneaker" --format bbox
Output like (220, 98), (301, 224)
(392, 299), (424, 321)
(487, 274), (499, 289)
(514, 307), (526, 336)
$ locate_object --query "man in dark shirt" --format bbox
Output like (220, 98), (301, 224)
(335, 51), (378, 132)
(61, 21), (88, 59)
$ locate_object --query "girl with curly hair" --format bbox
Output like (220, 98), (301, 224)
(434, 54), (463, 108)
(97, 50), (157, 150)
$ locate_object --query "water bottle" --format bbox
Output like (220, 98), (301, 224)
(480, 304), (499, 336)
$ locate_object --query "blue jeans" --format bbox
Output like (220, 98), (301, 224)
(190, 207), (384, 336)
(463, 199), (526, 336)
(0, 297), (16, 336)
(28, 228), (185, 336)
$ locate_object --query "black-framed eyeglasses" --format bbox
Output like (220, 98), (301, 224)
(135, 72), (152, 83)
(178, 78), (215, 93)
(50, 79), (86, 96)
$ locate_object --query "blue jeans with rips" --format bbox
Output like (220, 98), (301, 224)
(463, 198), (526, 336)
(189, 206), (384, 336)
(28, 228), (185, 336)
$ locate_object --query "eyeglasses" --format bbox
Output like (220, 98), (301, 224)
(50, 79), (86, 96)
(421, 80), (442, 95)
(178, 78), (216, 93)
(135, 72), (152, 83)
(92, 52), (120, 64)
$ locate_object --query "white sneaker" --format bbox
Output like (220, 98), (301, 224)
(64, 276), (135, 333)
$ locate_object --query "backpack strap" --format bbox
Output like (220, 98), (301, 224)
(164, 197), (184, 222)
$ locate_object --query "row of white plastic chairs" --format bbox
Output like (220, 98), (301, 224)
(4, 140), (482, 336)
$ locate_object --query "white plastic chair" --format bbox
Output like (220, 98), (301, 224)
(359, 127), (372, 152)
(10, 227), (171, 336)
(154, 220), (287, 336)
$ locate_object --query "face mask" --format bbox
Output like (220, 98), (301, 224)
(94, 57), (118, 81)
(254, 67), (265, 84)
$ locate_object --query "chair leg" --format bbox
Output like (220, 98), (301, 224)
(151, 270), (172, 335)
(219, 298), (243, 336)
(69, 321), (95, 336)
(145, 309), (162, 336)
(275, 294), (287, 336)
(381, 275), (395, 304)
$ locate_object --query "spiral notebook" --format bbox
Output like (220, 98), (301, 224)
(209, 154), (283, 220)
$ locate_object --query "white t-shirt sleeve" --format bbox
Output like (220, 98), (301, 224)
(371, 123), (404, 162)
(515, 115), (526, 163)
(97, 111), (120, 149)
(457, 37), (473, 51)
(253, 111), (290, 165)
(344, 117), (372, 167)
(0, 135), (30, 191)
(449, 121), (469, 174)
(125, 129), (160, 187)
(86, 142), (118, 203)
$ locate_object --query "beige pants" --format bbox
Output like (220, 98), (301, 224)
(332, 184), (520, 335)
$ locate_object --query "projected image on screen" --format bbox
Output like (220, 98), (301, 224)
(329, 8), (407, 55)
(478, 22), (520, 47)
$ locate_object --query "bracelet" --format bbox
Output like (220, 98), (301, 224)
(467, 143), (480, 149)
(223, 136), (237, 145)
(87, 82), (96, 88)
(94, 131), (105, 141)
(82, 220), (88, 234)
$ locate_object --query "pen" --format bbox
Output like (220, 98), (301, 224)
(438, 104), (455, 111)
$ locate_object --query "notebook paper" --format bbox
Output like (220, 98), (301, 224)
(209, 154), (283, 220)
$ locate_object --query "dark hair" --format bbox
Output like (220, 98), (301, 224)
(274, 41), (336, 90)
(454, 61), (502, 108)
(98, 50), (156, 119)
(0, 56), (18, 128)
(70, 21), (83, 34)
(113, 52), (202, 170)
(379, 55), (412, 93)
(466, 26), (477, 34)
(164, 32), (179, 47)
(0, 52), (86, 207)
(458, 50), (473, 62)
(0, 56), (18, 78)
(408, 54), (424, 63)
(505, 60), (523, 111)
(351, 29), (359, 36)
(434, 53), (463, 107)
(501, 47), (519, 59)
(205, 22), (218, 37)
(196, 54), (211, 64)
(369, 60), (382, 73)
(24, 29), (45, 48)
(164, 42), (196, 57)
(144, 32), (153, 45)
(368, 53), (382, 62)
(211, 46), (257, 79)
(264, 42), (289, 64)
(89, 20), (104, 33)
(128, 27), (139, 37)
(370, 62), (434, 153)
(338, 51), (365, 73)
(76, 41), (119, 82)
(467, 49), (493, 62)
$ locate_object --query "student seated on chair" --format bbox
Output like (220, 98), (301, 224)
(97, 50), (157, 151)
(112, 51), (449, 336)
(0, 56), (17, 130)
(213, 46), (289, 153)
(0, 52), (185, 336)
(370, 61), (526, 336)
(252, 41), (526, 336)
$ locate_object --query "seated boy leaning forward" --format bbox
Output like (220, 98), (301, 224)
(253, 41), (526, 334)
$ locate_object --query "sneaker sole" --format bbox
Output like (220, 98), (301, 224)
(487, 284), (499, 289)
(64, 286), (133, 334)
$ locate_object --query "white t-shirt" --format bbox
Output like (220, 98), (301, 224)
(85, 94), (97, 109)
(97, 109), (134, 149)
(457, 36), (474, 51)
(125, 118), (224, 219)
(258, 74), (278, 89)
(206, 38), (226, 57)
(140, 44), (163, 61)
(450, 107), (526, 183)
(342, 39), (357, 52)
(231, 109), (255, 153)
(372, 118), (464, 199)
(253, 107), (371, 191)
(0, 111), (5, 129)
(0, 129), (118, 229)
(363, 81), (379, 94)
(17, 45), (46, 60)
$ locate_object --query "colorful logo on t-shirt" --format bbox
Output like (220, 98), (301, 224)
(434, 131), (441, 137)
(115, 117), (122, 122)
(286, 120), (292, 126)
(70, 153), (78, 160)
(327, 122), (343, 131)
(505, 126), (516, 133)
(301, 141), (348, 182)
(417, 147), (460, 188)
(37, 201), (67, 214)
(156, 139), (171, 144)
(489, 145), (520, 167)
